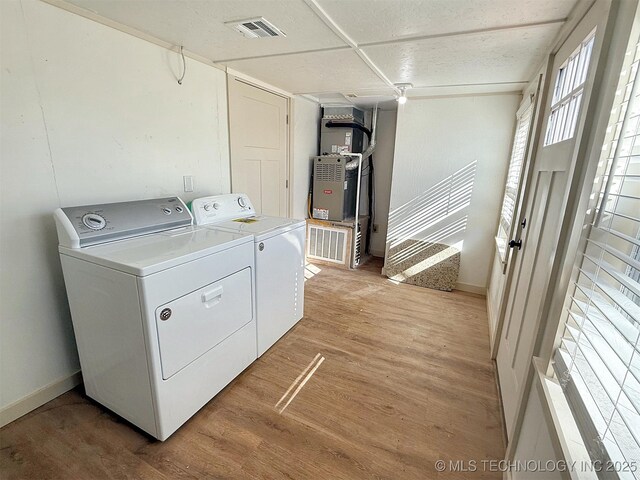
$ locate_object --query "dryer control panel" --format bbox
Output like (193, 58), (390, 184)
(54, 197), (193, 248)
(191, 194), (255, 225)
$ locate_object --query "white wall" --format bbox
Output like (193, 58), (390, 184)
(1, 0), (230, 416)
(384, 94), (520, 290)
(291, 96), (320, 219)
(512, 383), (563, 480)
(370, 109), (398, 257)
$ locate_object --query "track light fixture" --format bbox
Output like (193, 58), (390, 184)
(394, 83), (413, 104)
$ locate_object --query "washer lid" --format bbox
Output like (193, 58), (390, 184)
(206, 215), (306, 241)
(58, 226), (253, 276)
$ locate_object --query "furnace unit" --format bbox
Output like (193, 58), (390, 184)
(312, 155), (358, 222)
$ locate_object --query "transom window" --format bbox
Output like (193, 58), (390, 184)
(544, 30), (596, 146)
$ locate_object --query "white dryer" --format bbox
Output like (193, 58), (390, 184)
(54, 197), (256, 440)
(192, 194), (305, 356)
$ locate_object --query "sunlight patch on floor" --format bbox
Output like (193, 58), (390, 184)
(275, 353), (325, 414)
(304, 262), (322, 281)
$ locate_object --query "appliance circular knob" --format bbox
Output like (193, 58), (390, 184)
(258, 242), (265, 251)
(204, 204), (212, 211)
(162, 207), (172, 215)
(160, 308), (172, 321)
(238, 197), (247, 208)
(82, 213), (106, 230)
(213, 203), (221, 210)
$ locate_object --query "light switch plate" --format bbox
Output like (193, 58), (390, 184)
(183, 175), (194, 192)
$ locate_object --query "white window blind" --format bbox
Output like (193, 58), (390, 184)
(545, 30), (596, 146)
(496, 100), (534, 262)
(555, 34), (640, 477)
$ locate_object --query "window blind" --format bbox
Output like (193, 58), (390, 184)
(496, 101), (534, 263)
(555, 35), (640, 477)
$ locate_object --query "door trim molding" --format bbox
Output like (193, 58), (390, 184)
(227, 69), (293, 99)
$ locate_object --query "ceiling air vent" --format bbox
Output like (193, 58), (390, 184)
(225, 17), (286, 39)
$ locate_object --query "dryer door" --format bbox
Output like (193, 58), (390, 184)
(155, 267), (252, 379)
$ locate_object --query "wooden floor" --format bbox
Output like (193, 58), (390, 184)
(1, 258), (504, 479)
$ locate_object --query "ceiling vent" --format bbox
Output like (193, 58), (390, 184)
(225, 17), (286, 39)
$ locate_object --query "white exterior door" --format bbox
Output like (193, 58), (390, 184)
(228, 76), (289, 216)
(496, 3), (607, 439)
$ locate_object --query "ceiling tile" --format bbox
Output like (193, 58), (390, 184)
(65, 0), (346, 61)
(362, 23), (562, 87)
(225, 49), (389, 94)
(317, 0), (577, 45)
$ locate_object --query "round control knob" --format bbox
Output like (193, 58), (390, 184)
(162, 207), (172, 215)
(213, 203), (221, 210)
(82, 213), (106, 230)
(204, 204), (212, 211)
(238, 197), (247, 208)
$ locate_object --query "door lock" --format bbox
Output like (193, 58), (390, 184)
(509, 239), (523, 250)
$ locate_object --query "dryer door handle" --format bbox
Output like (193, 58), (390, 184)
(201, 286), (223, 308)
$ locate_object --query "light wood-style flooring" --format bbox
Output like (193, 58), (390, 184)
(1, 258), (504, 479)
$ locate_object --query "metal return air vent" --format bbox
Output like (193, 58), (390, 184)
(307, 225), (347, 265)
(225, 17), (286, 39)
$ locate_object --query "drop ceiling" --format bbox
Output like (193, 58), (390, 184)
(62, 0), (580, 106)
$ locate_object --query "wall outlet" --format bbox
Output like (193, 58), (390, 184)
(183, 175), (194, 192)
(373, 224), (379, 233)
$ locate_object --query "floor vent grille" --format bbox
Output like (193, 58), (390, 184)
(307, 224), (347, 265)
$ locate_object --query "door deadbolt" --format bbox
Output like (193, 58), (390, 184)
(160, 308), (172, 321)
(258, 242), (265, 251)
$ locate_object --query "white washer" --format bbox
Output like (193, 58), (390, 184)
(192, 194), (305, 356)
(54, 197), (257, 440)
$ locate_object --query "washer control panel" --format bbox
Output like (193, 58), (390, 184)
(55, 197), (193, 248)
(191, 194), (255, 225)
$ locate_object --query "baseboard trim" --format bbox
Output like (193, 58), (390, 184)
(455, 282), (487, 296)
(487, 294), (496, 351)
(0, 370), (82, 427)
